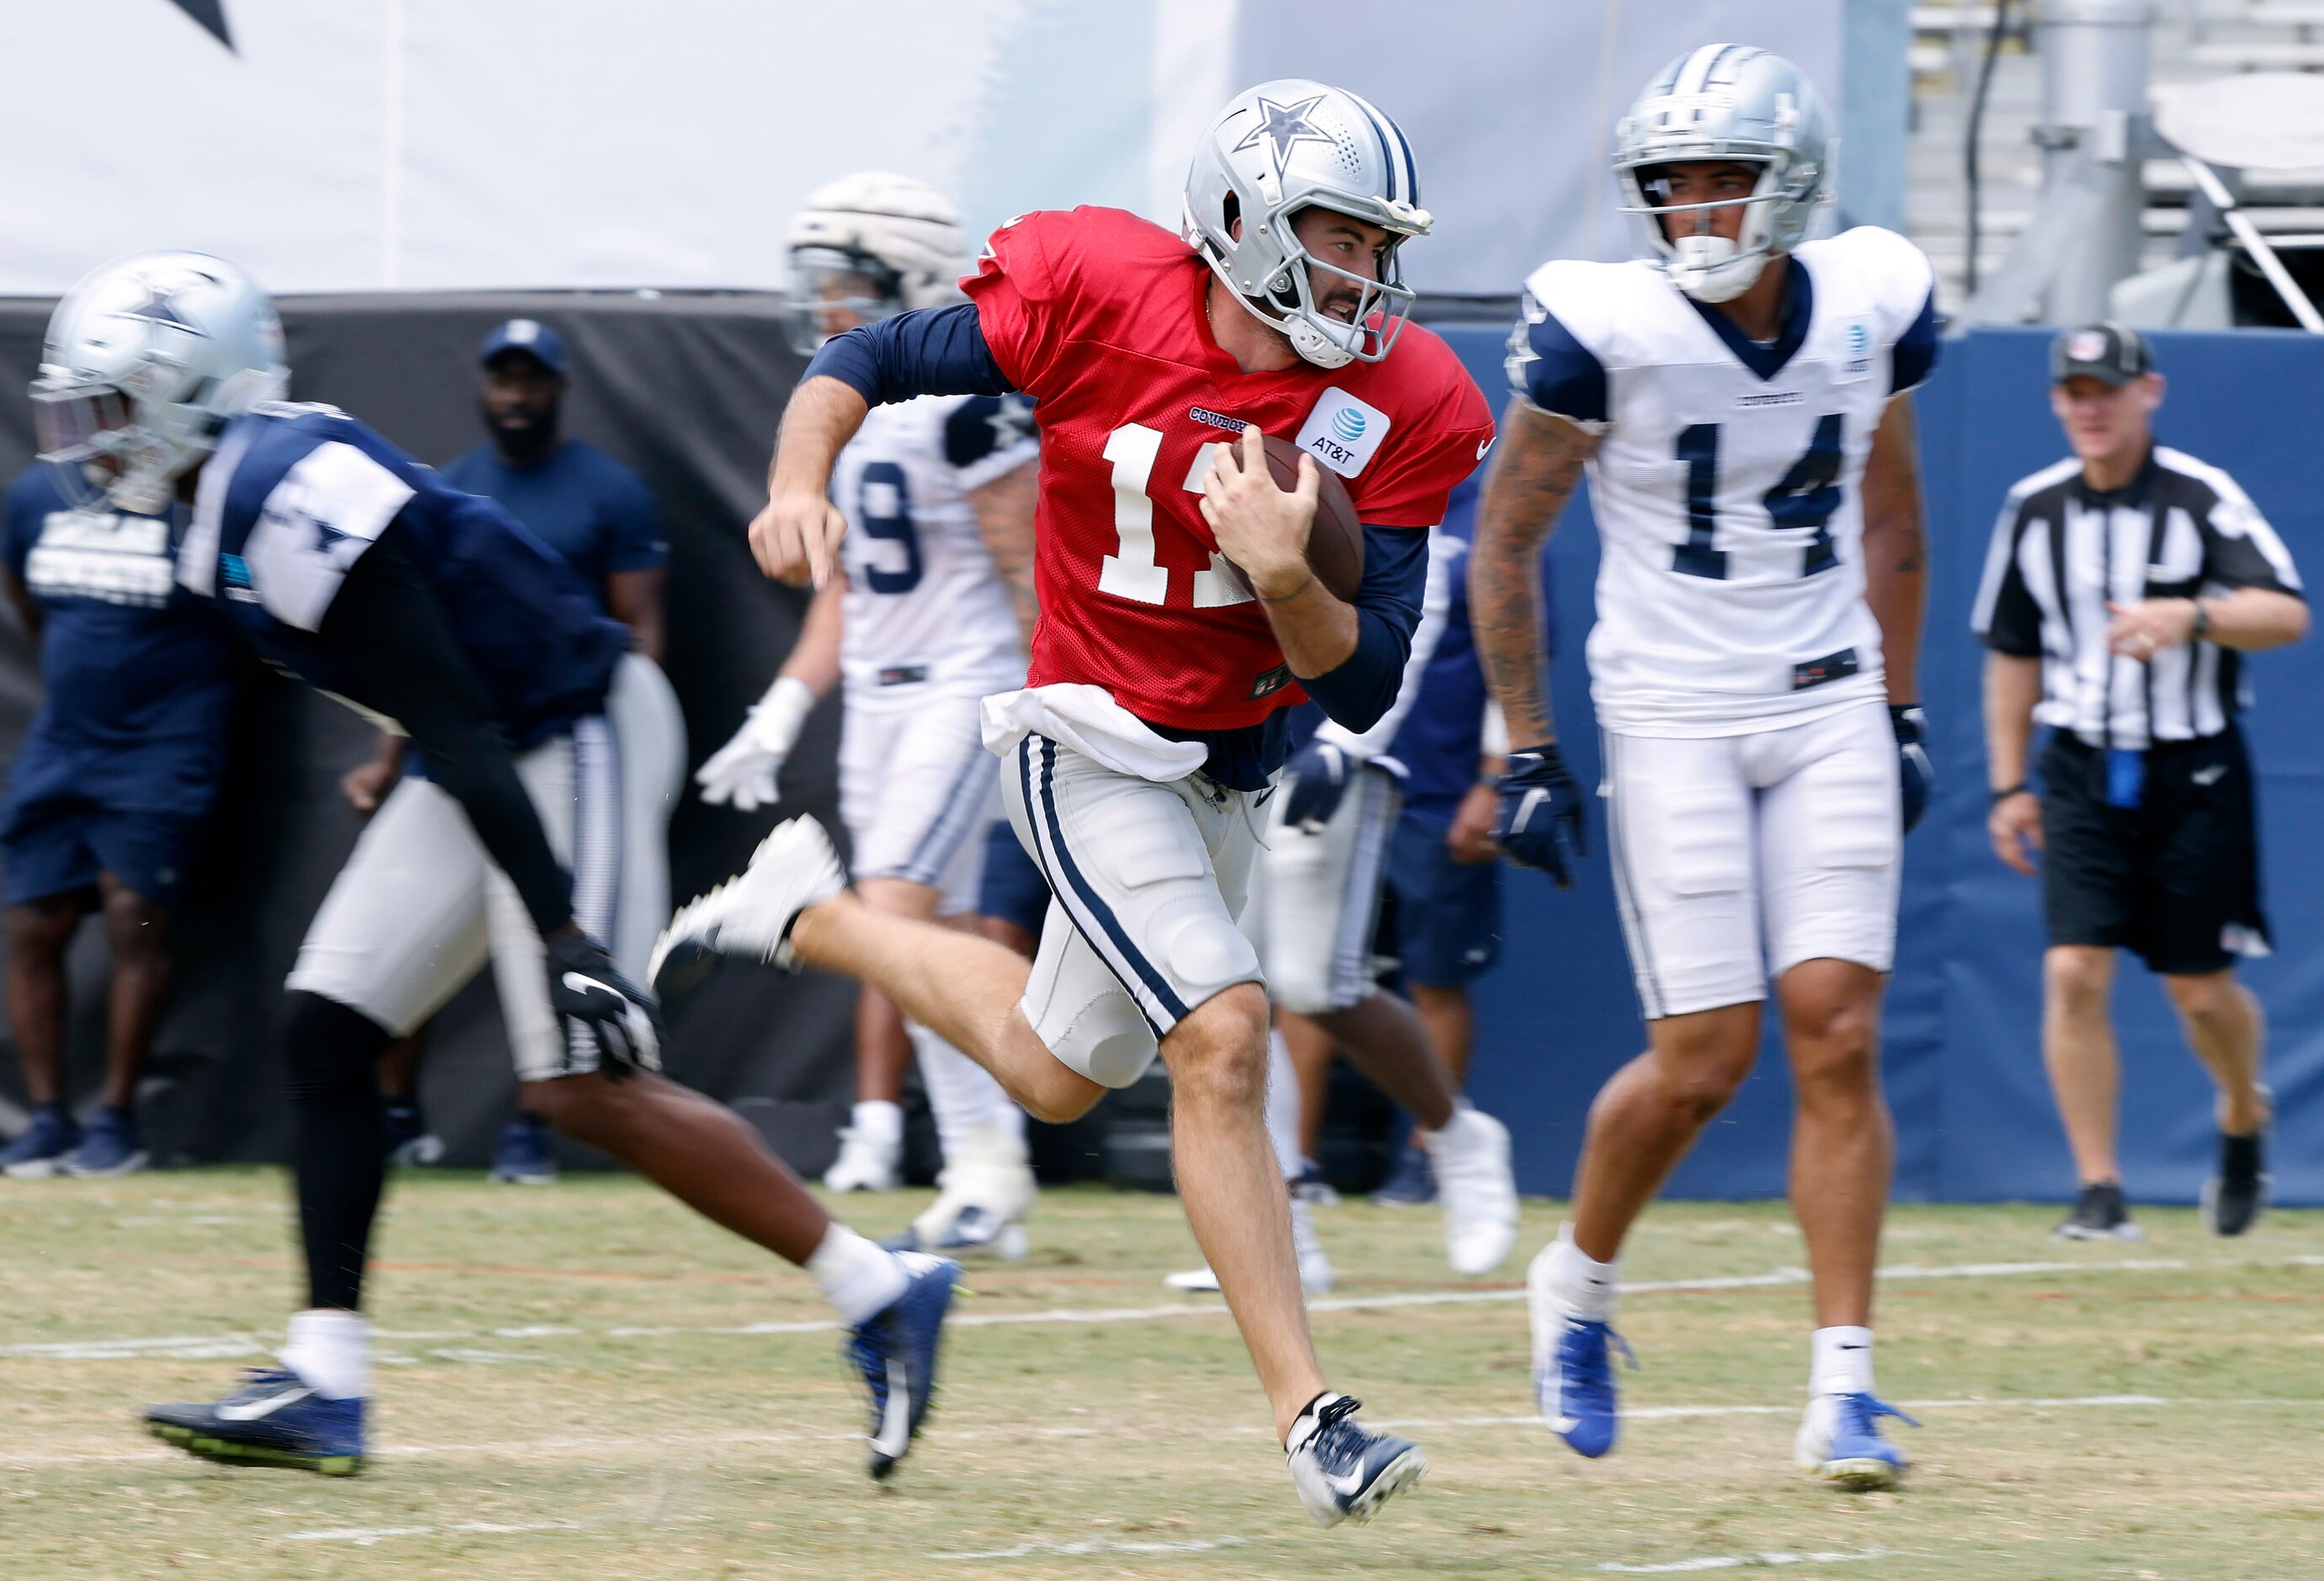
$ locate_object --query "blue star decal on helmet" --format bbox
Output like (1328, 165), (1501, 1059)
(121, 280), (206, 338)
(1233, 93), (1335, 177)
(167, 0), (234, 51)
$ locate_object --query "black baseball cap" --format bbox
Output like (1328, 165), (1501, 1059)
(2050, 321), (2153, 386)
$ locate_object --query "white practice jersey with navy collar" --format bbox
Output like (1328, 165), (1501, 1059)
(832, 391), (1037, 709)
(1511, 226), (1940, 737)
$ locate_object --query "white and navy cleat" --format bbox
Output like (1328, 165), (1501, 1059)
(845, 1251), (960, 1480)
(1285, 1393), (1426, 1528)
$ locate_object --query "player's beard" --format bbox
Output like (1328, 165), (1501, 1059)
(483, 397), (560, 465)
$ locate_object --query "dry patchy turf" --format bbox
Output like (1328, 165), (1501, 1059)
(1, 1171), (2319, 1579)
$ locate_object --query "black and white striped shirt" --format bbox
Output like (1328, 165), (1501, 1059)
(1972, 445), (2303, 748)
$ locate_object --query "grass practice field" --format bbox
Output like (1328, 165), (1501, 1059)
(1, 1172), (2319, 1580)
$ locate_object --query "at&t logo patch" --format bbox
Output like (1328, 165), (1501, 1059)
(1295, 387), (1392, 477)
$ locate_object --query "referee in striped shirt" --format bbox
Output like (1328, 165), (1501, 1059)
(1974, 322), (2308, 1243)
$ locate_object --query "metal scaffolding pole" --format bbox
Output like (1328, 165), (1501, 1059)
(2035, 0), (2154, 323)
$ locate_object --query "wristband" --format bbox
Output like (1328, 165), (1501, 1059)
(753, 673), (818, 755)
(2191, 599), (2212, 639)
(1990, 784), (2030, 806)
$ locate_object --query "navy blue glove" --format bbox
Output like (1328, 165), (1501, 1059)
(1280, 740), (1355, 833)
(1493, 743), (1590, 888)
(1892, 704), (1932, 834)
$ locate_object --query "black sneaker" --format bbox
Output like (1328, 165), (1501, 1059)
(2203, 1129), (2268, 1237)
(2054, 1181), (2144, 1241)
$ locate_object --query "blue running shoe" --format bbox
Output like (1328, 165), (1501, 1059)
(845, 1251), (958, 1479)
(64, 1107), (148, 1177)
(1369, 1144), (1437, 1206)
(1795, 1392), (1920, 1490)
(1285, 1393), (1427, 1527)
(145, 1367), (365, 1476)
(488, 1113), (557, 1184)
(2, 1105), (80, 1179)
(1536, 1317), (1635, 1458)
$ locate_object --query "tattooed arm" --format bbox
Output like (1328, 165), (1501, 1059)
(1860, 393), (1928, 705)
(1470, 398), (1598, 743)
(968, 455), (1041, 648)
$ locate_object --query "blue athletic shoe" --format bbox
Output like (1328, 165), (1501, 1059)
(381, 1101), (443, 1167)
(1285, 1393), (1428, 1527)
(846, 1251), (958, 1479)
(1796, 1392), (1920, 1490)
(1535, 1317), (1636, 1459)
(488, 1113), (557, 1184)
(64, 1107), (148, 1177)
(1369, 1144), (1437, 1206)
(2, 1105), (81, 1179)
(145, 1367), (366, 1476)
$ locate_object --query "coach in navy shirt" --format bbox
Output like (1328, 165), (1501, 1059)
(0, 464), (237, 1177)
(353, 319), (678, 1183)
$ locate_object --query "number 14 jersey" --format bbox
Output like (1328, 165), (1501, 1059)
(963, 206), (1493, 732)
(1512, 226), (1939, 737)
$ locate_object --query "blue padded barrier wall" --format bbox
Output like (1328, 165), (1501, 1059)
(1431, 322), (2324, 1206)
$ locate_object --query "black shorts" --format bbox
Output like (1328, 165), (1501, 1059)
(2039, 726), (2270, 975)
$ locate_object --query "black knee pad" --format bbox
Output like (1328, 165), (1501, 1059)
(280, 992), (393, 1107)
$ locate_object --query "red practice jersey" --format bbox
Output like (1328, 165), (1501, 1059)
(962, 206), (1494, 731)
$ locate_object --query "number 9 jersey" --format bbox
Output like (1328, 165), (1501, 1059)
(1511, 225), (1939, 736)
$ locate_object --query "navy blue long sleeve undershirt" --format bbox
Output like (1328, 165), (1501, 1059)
(800, 305), (1424, 788)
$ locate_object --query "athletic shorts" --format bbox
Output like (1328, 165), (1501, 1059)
(1000, 732), (1265, 1089)
(1385, 811), (1503, 988)
(0, 732), (222, 908)
(1603, 701), (1901, 1020)
(840, 691), (997, 916)
(2039, 726), (2269, 975)
(1245, 759), (1399, 1014)
(977, 818), (1051, 939)
(286, 654), (683, 1082)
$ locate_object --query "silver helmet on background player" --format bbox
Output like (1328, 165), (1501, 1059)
(1612, 45), (1831, 304)
(782, 172), (967, 355)
(30, 250), (288, 514)
(1184, 78), (1432, 370)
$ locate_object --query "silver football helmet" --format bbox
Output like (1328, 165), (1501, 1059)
(31, 250), (287, 514)
(1612, 45), (1831, 303)
(1183, 78), (1432, 370)
(782, 172), (967, 355)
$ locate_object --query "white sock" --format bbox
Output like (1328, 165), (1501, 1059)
(909, 1023), (1018, 1162)
(1264, 1026), (1301, 1178)
(807, 1223), (910, 1325)
(850, 1099), (903, 1146)
(1543, 1223), (1620, 1323)
(1811, 1326), (1875, 1397)
(281, 1309), (371, 1400)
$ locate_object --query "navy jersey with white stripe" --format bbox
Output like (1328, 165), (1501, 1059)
(177, 404), (627, 747)
(1973, 444), (2303, 747)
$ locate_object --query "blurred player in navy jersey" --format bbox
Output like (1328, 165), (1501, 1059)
(1474, 48), (1938, 1488)
(0, 464), (235, 1177)
(665, 79), (1489, 1525)
(1368, 471), (1550, 1206)
(351, 317), (680, 1183)
(29, 249), (953, 1482)
(696, 174), (1042, 1258)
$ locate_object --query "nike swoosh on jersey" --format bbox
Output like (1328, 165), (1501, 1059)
(216, 1385), (314, 1421)
(1476, 437), (1495, 460)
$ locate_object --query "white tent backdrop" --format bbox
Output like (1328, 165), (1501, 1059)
(0, 0), (1891, 297)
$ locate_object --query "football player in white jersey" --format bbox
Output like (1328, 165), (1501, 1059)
(696, 173), (1042, 1255)
(1470, 46), (1939, 1489)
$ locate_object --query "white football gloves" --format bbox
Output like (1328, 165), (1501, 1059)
(696, 674), (818, 812)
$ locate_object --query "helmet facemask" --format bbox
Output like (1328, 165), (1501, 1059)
(1193, 194), (1423, 370)
(781, 246), (906, 357)
(1622, 158), (1796, 304)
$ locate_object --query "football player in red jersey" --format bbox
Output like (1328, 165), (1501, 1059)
(659, 79), (1490, 1526)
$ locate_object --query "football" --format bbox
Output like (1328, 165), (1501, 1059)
(1218, 434), (1367, 603)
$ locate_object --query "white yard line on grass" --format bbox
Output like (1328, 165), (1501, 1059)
(12, 1249), (2318, 1361)
(285, 1520), (578, 1546)
(1598, 1550), (1891, 1574)
(931, 1536), (1250, 1562)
